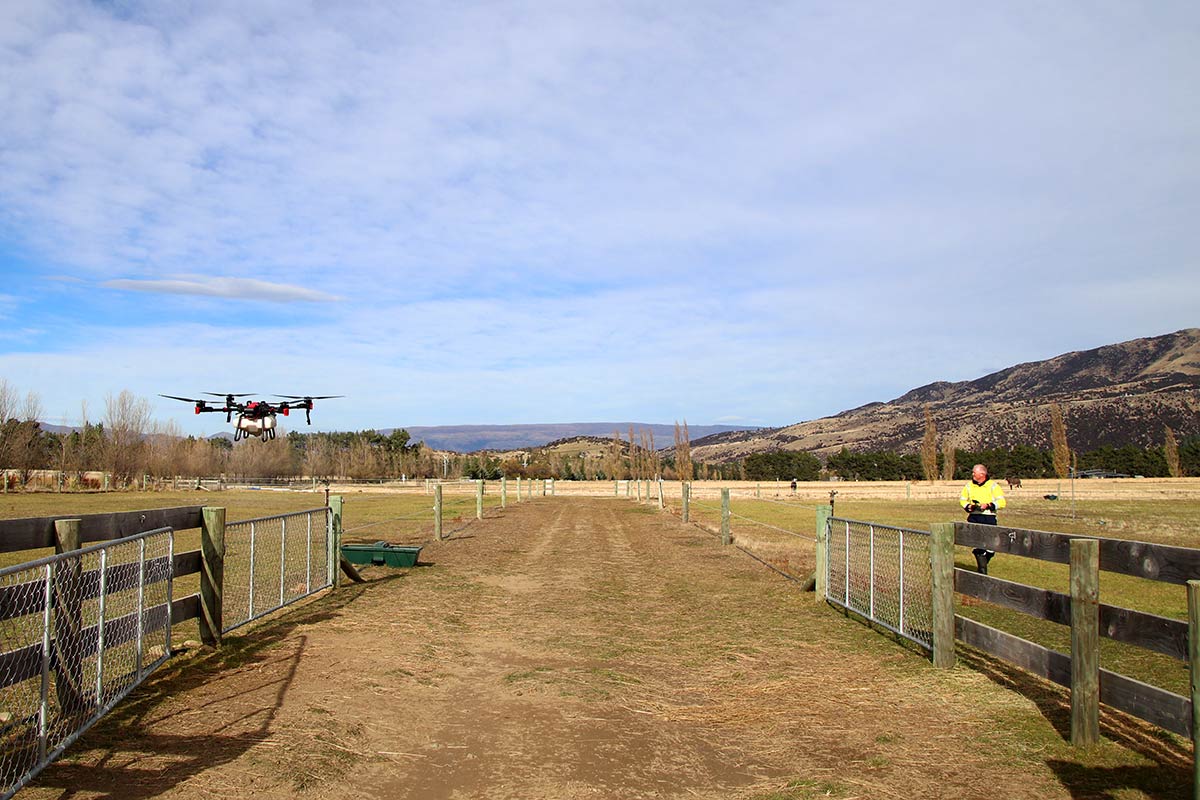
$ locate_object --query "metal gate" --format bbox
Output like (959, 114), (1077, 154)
(0, 527), (175, 799)
(222, 508), (332, 634)
(825, 517), (933, 651)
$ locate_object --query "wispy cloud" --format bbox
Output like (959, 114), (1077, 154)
(102, 277), (339, 303)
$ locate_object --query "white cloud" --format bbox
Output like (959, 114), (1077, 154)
(1, 2), (1199, 430)
(102, 277), (339, 303)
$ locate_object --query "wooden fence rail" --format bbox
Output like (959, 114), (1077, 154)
(949, 521), (1199, 754)
(0, 507), (205, 553)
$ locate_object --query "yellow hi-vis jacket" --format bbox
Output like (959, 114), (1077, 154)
(961, 479), (1006, 515)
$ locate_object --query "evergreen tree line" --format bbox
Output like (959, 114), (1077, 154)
(741, 439), (1200, 482)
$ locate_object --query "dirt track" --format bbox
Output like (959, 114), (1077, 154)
(25, 498), (1189, 799)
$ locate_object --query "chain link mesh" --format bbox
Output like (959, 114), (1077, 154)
(223, 508), (331, 634)
(0, 528), (174, 799)
(826, 517), (932, 650)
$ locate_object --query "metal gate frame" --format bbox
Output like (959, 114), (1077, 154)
(825, 516), (933, 651)
(0, 527), (175, 799)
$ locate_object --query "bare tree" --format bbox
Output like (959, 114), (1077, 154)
(0, 385), (48, 485)
(105, 390), (152, 485)
(1165, 425), (1182, 478)
(674, 420), (694, 482)
(627, 425), (638, 478)
(941, 438), (956, 481)
(1050, 402), (1070, 480)
(920, 406), (938, 483)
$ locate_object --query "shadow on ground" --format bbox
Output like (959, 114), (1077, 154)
(29, 573), (403, 799)
(960, 648), (1191, 800)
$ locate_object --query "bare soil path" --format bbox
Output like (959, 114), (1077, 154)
(25, 499), (1189, 799)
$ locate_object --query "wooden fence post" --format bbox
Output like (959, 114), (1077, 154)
(815, 504), (832, 602)
(434, 484), (443, 540)
(636, 480), (642, 503)
(52, 518), (87, 711)
(501, 476), (507, 508)
(721, 489), (731, 545)
(328, 495), (344, 589)
(657, 479), (664, 510)
(614, 480), (618, 496)
(1071, 538), (1100, 746)
(515, 476), (521, 502)
(476, 480), (484, 520)
(930, 522), (956, 668)
(200, 507), (226, 646)
(1188, 580), (1200, 798)
(756, 483), (760, 499)
(625, 479), (631, 498)
(682, 483), (691, 523)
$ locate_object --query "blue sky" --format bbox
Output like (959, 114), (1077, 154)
(1, 1), (1198, 437)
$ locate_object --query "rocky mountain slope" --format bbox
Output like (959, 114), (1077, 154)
(690, 329), (1200, 464)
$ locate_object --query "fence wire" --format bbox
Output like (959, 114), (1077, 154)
(826, 517), (933, 651)
(0, 528), (174, 800)
(223, 508), (331, 634)
(688, 499), (816, 582)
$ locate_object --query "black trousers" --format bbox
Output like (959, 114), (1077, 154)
(968, 513), (997, 558)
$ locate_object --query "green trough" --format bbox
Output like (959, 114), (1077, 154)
(341, 542), (423, 568)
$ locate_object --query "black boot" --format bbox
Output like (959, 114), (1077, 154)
(973, 548), (990, 575)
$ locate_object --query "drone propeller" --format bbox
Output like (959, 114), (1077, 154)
(202, 392), (255, 398)
(273, 395), (343, 424)
(159, 394), (214, 415)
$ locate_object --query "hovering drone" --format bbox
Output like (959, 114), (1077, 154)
(159, 393), (342, 441)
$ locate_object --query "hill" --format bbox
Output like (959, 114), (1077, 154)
(690, 328), (1200, 463)
(391, 423), (752, 453)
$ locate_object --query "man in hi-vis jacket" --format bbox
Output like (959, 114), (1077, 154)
(961, 463), (1006, 574)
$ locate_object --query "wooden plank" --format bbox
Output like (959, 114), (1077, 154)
(0, 506), (204, 553)
(956, 522), (1200, 584)
(955, 568), (1070, 624)
(955, 568), (1188, 661)
(0, 641), (41, 691)
(1099, 605), (1188, 662)
(174, 548), (202, 577)
(1100, 669), (1190, 738)
(955, 615), (1071, 686)
(172, 592), (200, 624)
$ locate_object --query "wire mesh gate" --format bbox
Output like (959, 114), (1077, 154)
(222, 508), (332, 634)
(825, 517), (933, 651)
(0, 527), (175, 800)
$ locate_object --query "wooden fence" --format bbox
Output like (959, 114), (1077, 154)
(0, 507), (208, 664)
(936, 522), (1199, 776)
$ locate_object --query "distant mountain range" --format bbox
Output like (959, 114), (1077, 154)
(690, 328), (1200, 464)
(389, 423), (753, 453)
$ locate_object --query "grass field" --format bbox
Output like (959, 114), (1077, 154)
(3, 479), (1197, 698)
(673, 485), (1200, 701)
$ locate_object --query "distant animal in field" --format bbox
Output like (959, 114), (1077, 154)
(1006, 476), (1022, 490)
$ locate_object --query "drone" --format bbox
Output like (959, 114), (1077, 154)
(159, 393), (343, 441)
